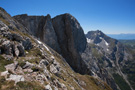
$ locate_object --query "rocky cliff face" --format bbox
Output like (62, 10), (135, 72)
(14, 14), (60, 53)
(52, 14), (88, 74)
(14, 13), (90, 75)
(0, 7), (112, 90)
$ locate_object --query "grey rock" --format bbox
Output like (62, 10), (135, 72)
(22, 37), (33, 50)
(0, 21), (9, 31)
(13, 44), (19, 57)
(0, 7), (27, 33)
(39, 59), (49, 66)
(5, 62), (18, 73)
(1, 40), (13, 55)
(17, 44), (25, 56)
(50, 64), (58, 74)
(45, 84), (52, 90)
(14, 14), (60, 52)
(6, 33), (33, 50)
(14, 13), (89, 75)
(0, 71), (9, 77)
(6, 74), (25, 83)
(52, 13), (88, 74)
(22, 61), (34, 69)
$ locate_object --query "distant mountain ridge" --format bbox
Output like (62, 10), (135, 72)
(107, 34), (135, 40)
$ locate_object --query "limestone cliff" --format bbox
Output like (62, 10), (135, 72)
(14, 14), (60, 53)
(14, 13), (90, 75)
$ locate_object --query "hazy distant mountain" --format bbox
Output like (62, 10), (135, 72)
(107, 34), (135, 40)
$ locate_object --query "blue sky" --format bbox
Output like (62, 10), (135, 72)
(0, 0), (135, 34)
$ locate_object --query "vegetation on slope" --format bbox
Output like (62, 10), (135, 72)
(113, 74), (131, 90)
(119, 40), (135, 50)
(0, 55), (13, 72)
(122, 61), (135, 89)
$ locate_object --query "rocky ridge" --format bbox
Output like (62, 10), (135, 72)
(85, 30), (135, 90)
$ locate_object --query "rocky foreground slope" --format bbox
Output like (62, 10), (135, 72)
(0, 7), (135, 90)
(0, 7), (112, 90)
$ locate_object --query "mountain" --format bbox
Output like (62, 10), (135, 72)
(85, 30), (135, 90)
(107, 34), (135, 40)
(0, 7), (112, 90)
(0, 7), (135, 90)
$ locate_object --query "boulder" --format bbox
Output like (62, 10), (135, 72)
(0, 71), (9, 77)
(50, 64), (58, 74)
(22, 61), (34, 69)
(17, 44), (25, 56)
(45, 84), (52, 90)
(1, 40), (13, 55)
(22, 37), (33, 50)
(5, 62), (18, 73)
(6, 74), (25, 83)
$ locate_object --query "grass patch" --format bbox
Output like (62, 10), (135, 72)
(122, 61), (135, 89)
(18, 60), (26, 68)
(27, 48), (42, 57)
(16, 81), (44, 90)
(0, 17), (10, 25)
(0, 76), (15, 90)
(0, 55), (13, 72)
(0, 76), (44, 90)
(113, 74), (131, 90)
(76, 74), (112, 90)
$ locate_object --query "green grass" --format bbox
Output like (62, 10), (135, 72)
(0, 55), (13, 72)
(122, 61), (135, 89)
(18, 60), (26, 68)
(119, 40), (135, 50)
(0, 76), (15, 90)
(16, 81), (45, 90)
(88, 43), (104, 64)
(0, 76), (45, 90)
(113, 74), (131, 90)
(0, 17), (10, 25)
